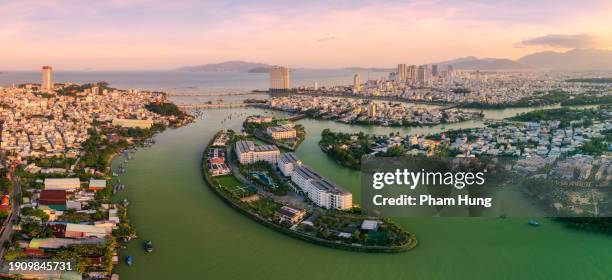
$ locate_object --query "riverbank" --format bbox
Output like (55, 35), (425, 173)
(202, 131), (417, 253)
(109, 107), (612, 280)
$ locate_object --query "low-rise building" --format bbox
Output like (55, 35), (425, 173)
(65, 223), (111, 239)
(235, 140), (280, 164)
(267, 126), (297, 140)
(111, 118), (153, 129)
(275, 205), (306, 224)
(39, 190), (67, 210)
(291, 165), (353, 210)
(44, 178), (80, 191)
(88, 179), (107, 191)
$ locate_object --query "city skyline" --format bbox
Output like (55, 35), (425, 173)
(2, 0), (612, 70)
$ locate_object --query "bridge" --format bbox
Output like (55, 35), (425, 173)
(177, 103), (253, 109)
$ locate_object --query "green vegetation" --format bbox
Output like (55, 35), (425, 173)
(56, 82), (112, 97)
(560, 94), (612, 106)
(0, 168), (11, 193)
(54, 243), (114, 274)
(80, 123), (165, 173)
(575, 129), (612, 156)
(557, 217), (612, 234)
(21, 207), (50, 222)
(566, 78), (612, 84)
(319, 129), (373, 170)
(460, 90), (569, 108)
(243, 116), (306, 151)
(452, 88), (471, 94)
(508, 107), (608, 128)
(145, 102), (184, 116)
(239, 161), (289, 195)
(213, 175), (256, 198)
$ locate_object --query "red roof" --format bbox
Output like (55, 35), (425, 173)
(40, 190), (67, 205)
(25, 248), (45, 257)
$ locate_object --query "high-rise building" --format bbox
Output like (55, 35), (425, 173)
(417, 65), (430, 84)
(41, 66), (53, 92)
(408, 65), (417, 83)
(368, 102), (377, 118)
(431, 64), (439, 77)
(397, 64), (408, 81)
(353, 74), (361, 92)
(269, 66), (290, 93)
(313, 81), (319, 91)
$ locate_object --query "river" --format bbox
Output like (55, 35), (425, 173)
(111, 106), (612, 280)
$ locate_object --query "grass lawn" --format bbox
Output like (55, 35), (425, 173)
(215, 175), (253, 197)
(248, 198), (280, 218)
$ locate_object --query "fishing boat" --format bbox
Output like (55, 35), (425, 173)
(126, 256), (133, 266)
(144, 240), (154, 253)
(528, 220), (540, 226)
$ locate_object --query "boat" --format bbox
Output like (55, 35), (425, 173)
(144, 240), (154, 253)
(528, 220), (540, 226)
(126, 256), (133, 266)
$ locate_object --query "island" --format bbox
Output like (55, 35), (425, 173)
(202, 126), (417, 253)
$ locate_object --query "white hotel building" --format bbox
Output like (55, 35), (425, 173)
(278, 152), (302, 176)
(235, 140), (280, 165)
(290, 165), (353, 210)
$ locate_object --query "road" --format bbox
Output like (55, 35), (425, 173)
(0, 168), (22, 263)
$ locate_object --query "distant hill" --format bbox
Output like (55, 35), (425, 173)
(177, 61), (270, 72)
(517, 49), (612, 70)
(344, 67), (394, 72)
(435, 56), (526, 70)
(247, 66), (272, 73)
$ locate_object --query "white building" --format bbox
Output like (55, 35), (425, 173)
(111, 118), (153, 129)
(44, 178), (81, 191)
(291, 165), (352, 210)
(267, 126), (296, 140)
(278, 152), (302, 176)
(235, 140), (280, 165)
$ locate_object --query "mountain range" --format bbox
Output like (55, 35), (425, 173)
(177, 61), (270, 72)
(436, 49), (612, 70)
(178, 49), (612, 72)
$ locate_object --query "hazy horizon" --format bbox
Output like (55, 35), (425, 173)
(2, 0), (612, 70)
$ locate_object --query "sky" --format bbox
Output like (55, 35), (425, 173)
(1, 0), (612, 70)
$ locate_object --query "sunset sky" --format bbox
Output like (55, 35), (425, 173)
(2, 0), (612, 70)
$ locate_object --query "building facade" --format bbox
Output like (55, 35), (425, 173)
(235, 140), (280, 164)
(290, 165), (353, 210)
(267, 126), (297, 140)
(42, 66), (53, 92)
(278, 152), (302, 176)
(270, 66), (290, 93)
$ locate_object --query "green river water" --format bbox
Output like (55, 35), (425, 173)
(112, 105), (612, 280)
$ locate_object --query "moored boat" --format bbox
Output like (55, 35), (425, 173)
(145, 240), (154, 253)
